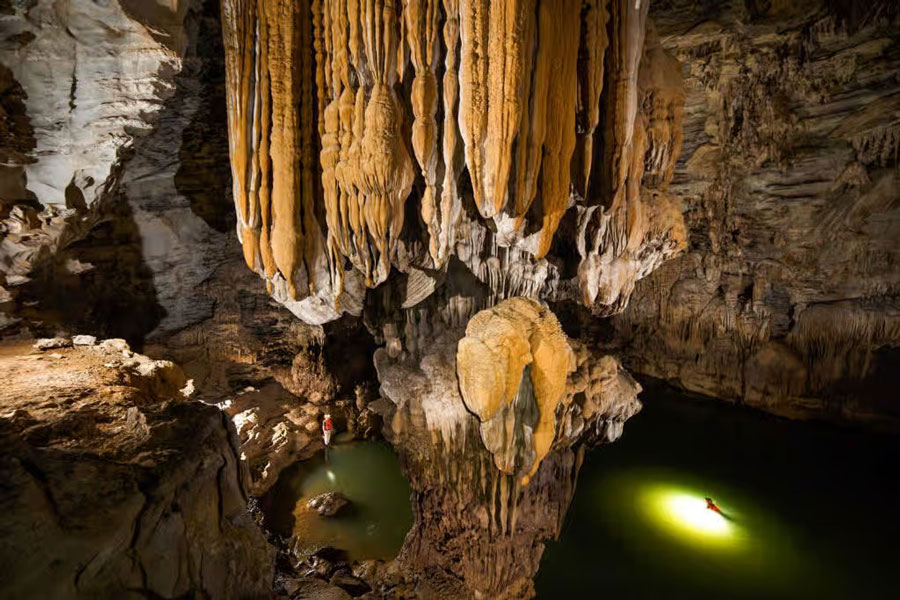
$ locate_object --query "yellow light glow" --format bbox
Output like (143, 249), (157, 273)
(327, 470), (336, 483)
(637, 483), (743, 550)
(661, 493), (731, 536)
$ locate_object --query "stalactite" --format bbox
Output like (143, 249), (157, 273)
(576, 0), (610, 197)
(221, 0), (259, 270)
(459, 0), (536, 219)
(222, 0), (686, 325)
(437, 0), (463, 266)
(221, 0), (322, 300)
(405, 0), (442, 265)
(321, 0), (415, 290)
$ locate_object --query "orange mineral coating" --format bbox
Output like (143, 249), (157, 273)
(220, 0), (685, 314)
(459, 0), (536, 219)
(457, 298), (576, 486)
(321, 0), (415, 290)
(577, 0), (610, 196)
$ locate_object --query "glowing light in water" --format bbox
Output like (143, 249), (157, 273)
(327, 470), (336, 483)
(661, 493), (730, 536)
(638, 483), (744, 550)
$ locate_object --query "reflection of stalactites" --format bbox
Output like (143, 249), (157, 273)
(459, 0), (536, 219)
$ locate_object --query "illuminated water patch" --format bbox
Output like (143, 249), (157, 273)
(639, 483), (742, 549)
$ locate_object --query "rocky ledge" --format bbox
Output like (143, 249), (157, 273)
(0, 337), (274, 599)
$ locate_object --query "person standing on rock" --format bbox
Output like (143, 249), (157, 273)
(323, 413), (334, 446)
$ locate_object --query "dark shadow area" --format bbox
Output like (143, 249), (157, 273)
(174, 0), (233, 234)
(0, 63), (39, 216)
(15, 199), (166, 347)
(537, 377), (900, 599)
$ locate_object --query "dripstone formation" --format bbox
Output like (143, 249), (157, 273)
(220, 0), (687, 323)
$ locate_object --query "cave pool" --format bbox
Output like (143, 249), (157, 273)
(260, 441), (413, 561)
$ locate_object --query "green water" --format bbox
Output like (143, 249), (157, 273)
(536, 384), (900, 599)
(260, 442), (413, 561)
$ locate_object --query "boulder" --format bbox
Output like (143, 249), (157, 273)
(307, 492), (351, 517)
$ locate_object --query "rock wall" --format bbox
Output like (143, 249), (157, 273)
(0, 337), (274, 599)
(0, 0), (191, 308)
(609, 0), (900, 427)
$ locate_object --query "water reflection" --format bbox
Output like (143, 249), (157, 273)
(536, 386), (900, 599)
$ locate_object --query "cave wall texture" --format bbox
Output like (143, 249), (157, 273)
(611, 0), (900, 428)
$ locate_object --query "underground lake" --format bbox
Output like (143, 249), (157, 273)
(536, 382), (900, 599)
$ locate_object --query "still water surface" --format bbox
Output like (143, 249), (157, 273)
(260, 441), (412, 561)
(536, 384), (900, 599)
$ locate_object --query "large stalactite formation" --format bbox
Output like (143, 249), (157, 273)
(220, 0), (686, 324)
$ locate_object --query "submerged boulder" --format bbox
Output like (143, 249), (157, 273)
(307, 492), (351, 517)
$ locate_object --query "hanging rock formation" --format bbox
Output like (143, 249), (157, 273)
(457, 298), (576, 485)
(220, 0), (687, 322)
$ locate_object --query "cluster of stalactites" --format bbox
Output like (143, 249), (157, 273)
(221, 0), (321, 299)
(221, 0), (684, 312)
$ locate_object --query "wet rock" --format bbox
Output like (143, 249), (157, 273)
(307, 492), (351, 518)
(288, 577), (352, 600)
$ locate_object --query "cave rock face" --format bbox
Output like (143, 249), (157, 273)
(0, 0), (192, 294)
(0, 338), (274, 599)
(610, 0), (900, 426)
(220, 0), (687, 323)
(457, 297), (575, 485)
